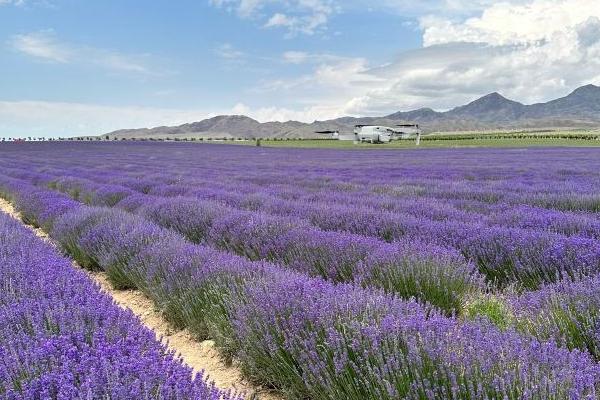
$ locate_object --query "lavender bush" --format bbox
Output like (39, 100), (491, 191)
(0, 211), (237, 399)
(513, 273), (600, 360)
(230, 272), (600, 399)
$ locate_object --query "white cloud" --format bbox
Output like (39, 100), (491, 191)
(421, 0), (600, 46)
(265, 13), (293, 28)
(256, 54), (381, 95)
(100, 53), (153, 74)
(251, 0), (600, 118)
(11, 30), (70, 63)
(208, 0), (266, 17)
(0, 0), (26, 5)
(9, 30), (159, 76)
(231, 102), (341, 122)
(281, 50), (345, 64)
(282, 50), (310, 64)
(215, 43), (245, 59)
(208, 1), (537, 36)
(372, 0), (512, 14)
(210, 0), (337, 35)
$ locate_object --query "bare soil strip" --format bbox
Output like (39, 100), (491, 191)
(0, 198), (280, 400)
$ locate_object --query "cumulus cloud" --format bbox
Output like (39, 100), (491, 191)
(421, 0), (600, 46)
(255, 0), (600, 117)
(9, 30), (160, 76)
(372, 0), (525, 16)
(231, 102), (344, 122)
(208, 0), (520, 34)
(577, 16), (600, 48)
(210, 0), (337, 35)
(264, 13), (293, 28)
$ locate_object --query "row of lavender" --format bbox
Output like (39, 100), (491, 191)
(1, 174), (599, 399)
(29, 166), (600, 242)
(3, 143), (599, 216)
(0, 209), (236, 399)
(4, 160), (600, 298)
(42, 173), (481, 315)
(0, 145), (599, 296)
(5, 155), (600, 238)
(40, 174), (600, 362)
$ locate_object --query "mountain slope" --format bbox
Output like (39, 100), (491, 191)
(527, 84), (600, 118)
(447, 92), (526, 122)
(105, 84), (600, 138)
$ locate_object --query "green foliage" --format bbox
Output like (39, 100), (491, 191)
(104, 259), (137, 290)
(515, 290), (600, 360)
(363, 257), (481, 317)
(229, 131), (600, 149)
(464, 294), (514, 330)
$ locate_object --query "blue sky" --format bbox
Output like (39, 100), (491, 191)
(1, 0), (600, 137)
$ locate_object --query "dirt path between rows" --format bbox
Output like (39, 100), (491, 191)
(0, 198), (280, 400)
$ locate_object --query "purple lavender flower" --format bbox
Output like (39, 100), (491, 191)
(0, 211), (239, 400)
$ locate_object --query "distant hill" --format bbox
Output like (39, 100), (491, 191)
(105, 84), (600, 139)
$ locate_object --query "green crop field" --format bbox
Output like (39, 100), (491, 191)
(236, 130), (600, 149)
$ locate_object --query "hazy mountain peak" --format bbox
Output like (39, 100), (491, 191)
(448, 92), (525, 122)
(484, 91), (504, 99)
(467, 92), (520, 107)
(203, 115), (259, 123)
(105, 84), (600, 138)
(568, 84), (600, 98)
(385, 107), (441, 121)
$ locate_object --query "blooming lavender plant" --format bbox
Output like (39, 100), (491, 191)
(0, 211), (238, 400)
(357, 241), (483, 315)
(230, 272), (600, 399)
(513, 273), (600, 360)
(139, 196), (229, 243)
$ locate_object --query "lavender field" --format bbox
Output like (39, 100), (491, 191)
(0, 196), (237, 399)
(2, 142), (600, 399)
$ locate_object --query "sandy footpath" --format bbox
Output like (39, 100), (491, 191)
(0, 197), (280, 400)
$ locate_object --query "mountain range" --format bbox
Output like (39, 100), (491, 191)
(106, 84), (600, 139)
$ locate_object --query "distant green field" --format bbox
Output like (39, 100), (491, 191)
(252, 138), (600, 149)
(237, 131), (600, 149)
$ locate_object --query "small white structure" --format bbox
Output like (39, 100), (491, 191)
(317, 124), (423, 145)
(353, 125), (393, 143)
